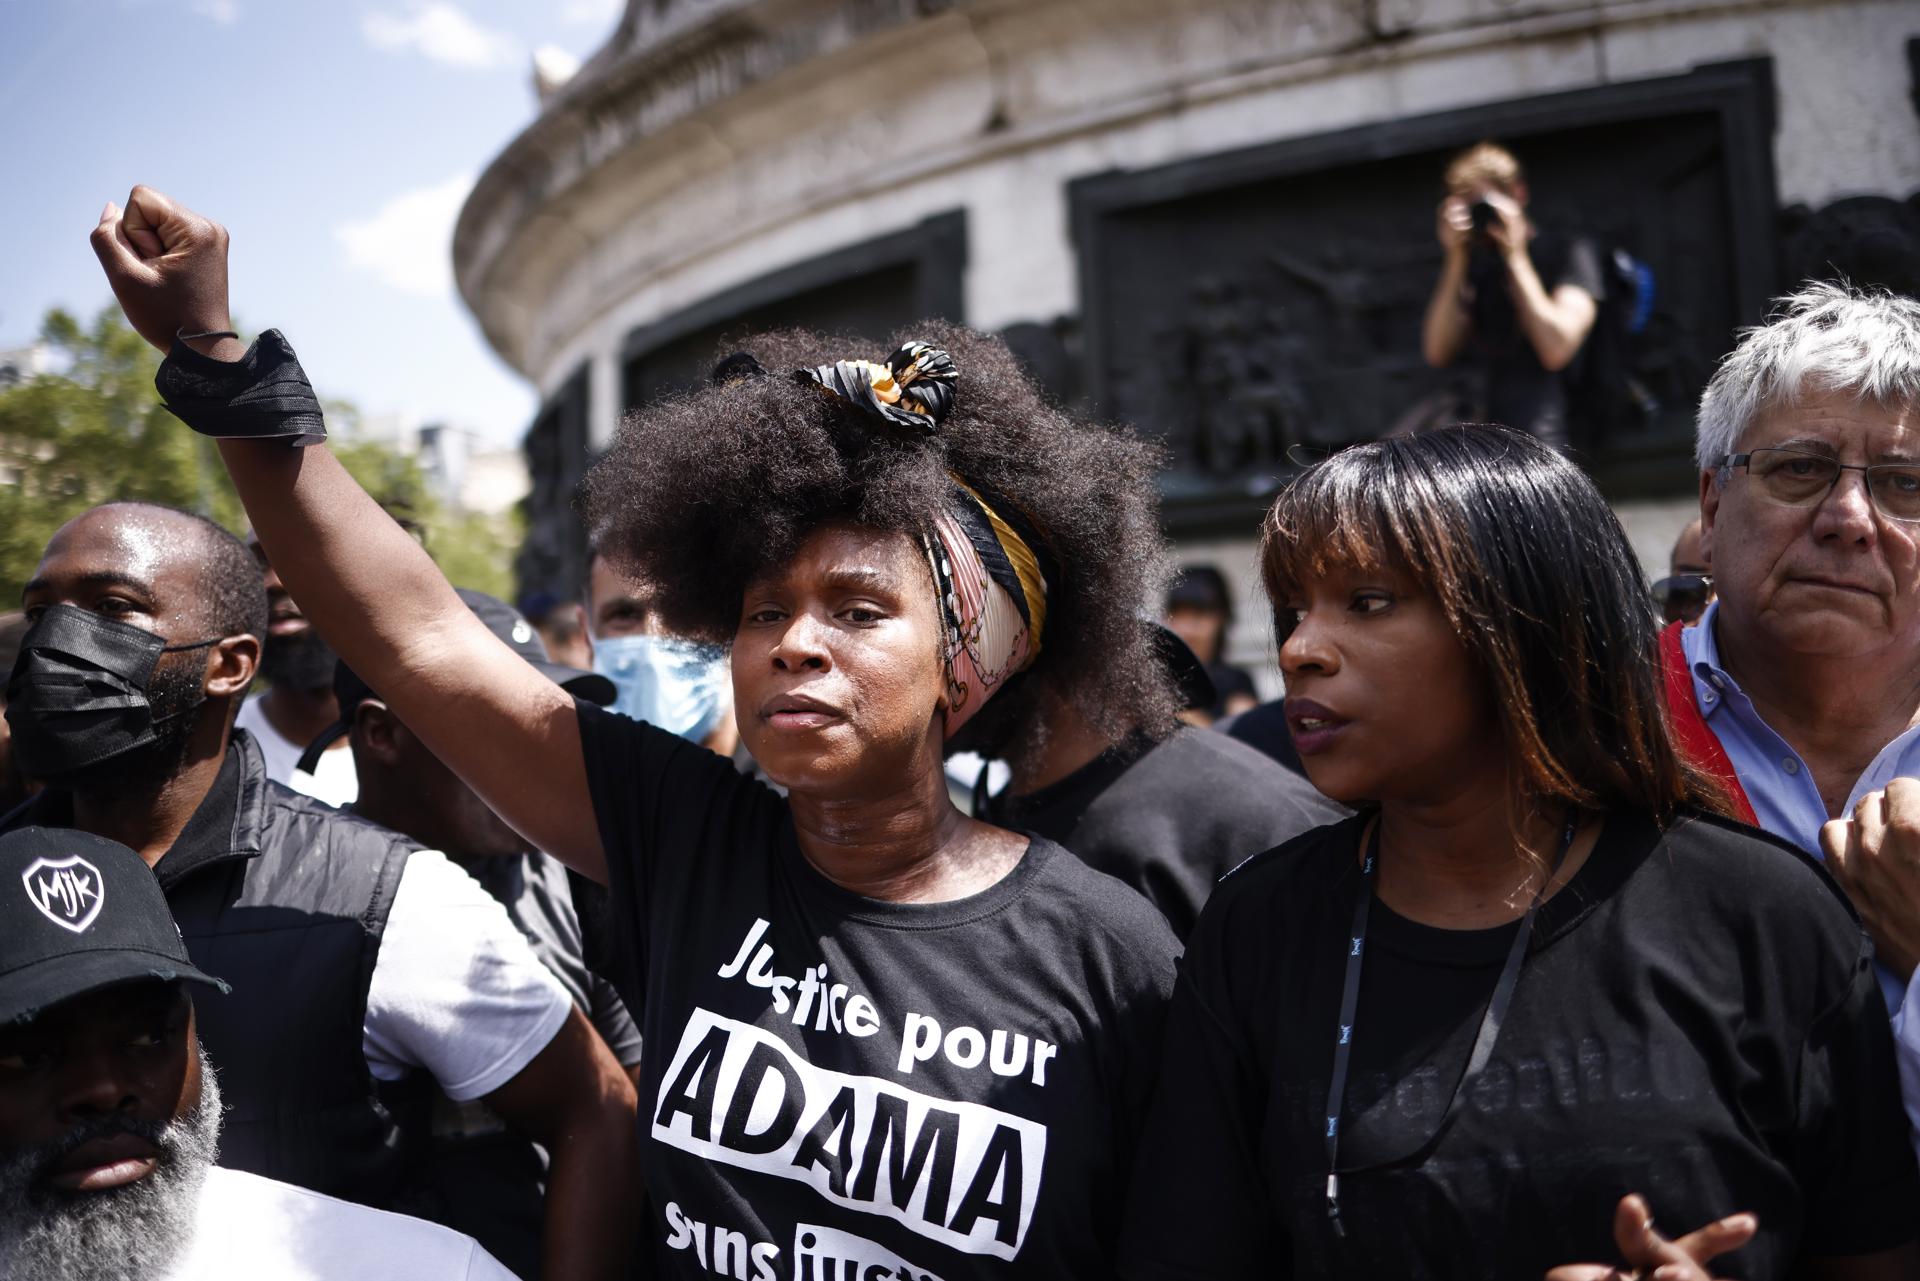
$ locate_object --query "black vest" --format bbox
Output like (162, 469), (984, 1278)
(4, 732), (426, 1208)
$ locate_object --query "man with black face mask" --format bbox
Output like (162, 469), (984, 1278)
(232, 535), (357, 805)
(2, 501), (640, 1281)
(4, 506), (256, 842)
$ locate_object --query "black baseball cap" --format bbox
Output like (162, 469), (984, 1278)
(1166, 565), (1234, 617)
(0, 827), (227, 1026)
(297, 588), (615, 773)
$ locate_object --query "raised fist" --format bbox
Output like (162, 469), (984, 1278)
(89, 186), (235, 356)
(1436, 194), (1472, 256)
(1822, 778), (1920, 982)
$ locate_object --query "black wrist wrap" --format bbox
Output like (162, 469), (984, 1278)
(155, 328), (328, 447)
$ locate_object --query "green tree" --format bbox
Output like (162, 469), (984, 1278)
(0, 305), (522, 608)
(331, 436), (522, 600)
(0, 305), (245, 604)
(425, 505), (523, 601)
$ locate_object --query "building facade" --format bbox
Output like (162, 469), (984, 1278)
(0, 343), (49, 393)
(455, 0), (1920, 686)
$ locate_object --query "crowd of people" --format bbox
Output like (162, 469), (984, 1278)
(0, 148), (1917, 1281)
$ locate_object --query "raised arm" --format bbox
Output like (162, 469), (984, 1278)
(482, 1008), (641, 1281)
(1421, 194), (1473, 368)
(1482, 193), (1596, 373)
(89, 187), (609, 880)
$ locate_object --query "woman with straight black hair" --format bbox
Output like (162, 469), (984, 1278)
(1120, 425), (1919, 1280)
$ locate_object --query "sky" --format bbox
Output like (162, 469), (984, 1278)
(1, 0), (624, 447)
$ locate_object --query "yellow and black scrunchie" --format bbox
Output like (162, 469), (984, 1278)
(796, 342), (958, 434)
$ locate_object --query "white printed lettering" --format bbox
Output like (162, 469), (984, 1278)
(655, 1010), (1045, 1259)
(659, 1202), (782, 1281)
(1031, 1041), (1057, 1088)
(793, 1222), (947, 1281)
(795, 965), (824, 1028)
(897, 1013), (941, 1074)
(897, 1013), (1055, 1086)
(665, 1201), (694, 1251)
(987, 1030), (1028, 1078)
(844, 994), (880, 1038)
(944, 1026), (984, 1070)
(718, 919), (771, 979)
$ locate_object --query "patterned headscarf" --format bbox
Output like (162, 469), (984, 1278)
(796, 342), (1049, 737)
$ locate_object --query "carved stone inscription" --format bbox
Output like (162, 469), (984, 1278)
(1077, 99), (1772, 523)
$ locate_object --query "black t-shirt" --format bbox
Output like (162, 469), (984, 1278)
(1121, 809), (1918, 1280)
(981, 727), (1345, 940)
(1464, 231), (1604, 443)
(1214, 700), (1309, 776)
(1202, 661), (1258, 720)
(576, 701), (1181, 1279)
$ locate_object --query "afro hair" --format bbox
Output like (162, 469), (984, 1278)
(580, 320), (1180, 767)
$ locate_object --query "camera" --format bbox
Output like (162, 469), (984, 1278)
(1468, 199), (1499, 240)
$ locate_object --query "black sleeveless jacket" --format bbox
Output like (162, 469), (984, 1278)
(2, 732), (427, 1207)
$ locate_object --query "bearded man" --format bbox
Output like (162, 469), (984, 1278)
(2, 501), (637, 1281)
(0, 825), (515, 1280)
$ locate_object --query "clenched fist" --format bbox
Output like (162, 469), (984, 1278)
(1822, 777), (1920, 982)
(89, 186), (241, 360)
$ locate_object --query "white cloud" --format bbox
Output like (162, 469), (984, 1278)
(361, 3), (519, 70)
(335, 173), (474, 297)
(191, 0), (240, 24)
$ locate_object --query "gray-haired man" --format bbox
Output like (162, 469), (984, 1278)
(1666, 282), (1920, 1141)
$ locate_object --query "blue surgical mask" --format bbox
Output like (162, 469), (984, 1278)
(592, 634), (730, 742)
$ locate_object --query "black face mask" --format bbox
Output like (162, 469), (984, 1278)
(262, 625), (337, 693)
(4, 604), (219, 781)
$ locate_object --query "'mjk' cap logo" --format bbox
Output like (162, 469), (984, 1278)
(22, 855), (105, 934)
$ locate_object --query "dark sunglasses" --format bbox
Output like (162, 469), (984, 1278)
(1651, 573), (1712, 623)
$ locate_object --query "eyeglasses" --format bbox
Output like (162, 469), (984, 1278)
(1720, 447), (1920, 523)
(1650, 573), (1712, 625)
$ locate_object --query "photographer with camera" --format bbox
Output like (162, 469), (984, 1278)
(1421, 141), (1603, 449)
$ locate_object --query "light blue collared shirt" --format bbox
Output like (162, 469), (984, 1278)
(1681, 601), (1918, 1012)
(1681, 601), (1920, 1140)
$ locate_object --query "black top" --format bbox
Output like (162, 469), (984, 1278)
(981, 727), (1345, 940)
(1463, 231), (1604, 444)
(576, 701), (1181, 1279)
(1215, 699), (1309, 776)
(1120, 809), (1919, 1280)
(1202, 660), (1258, 721)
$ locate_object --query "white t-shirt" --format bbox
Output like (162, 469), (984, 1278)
(235, 696), (359, 808)
(364, 851), (573, 1101)
(161, 1165), (517, 1280)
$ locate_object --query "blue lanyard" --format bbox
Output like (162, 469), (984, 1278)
(1322, 817), (1576, 1236)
